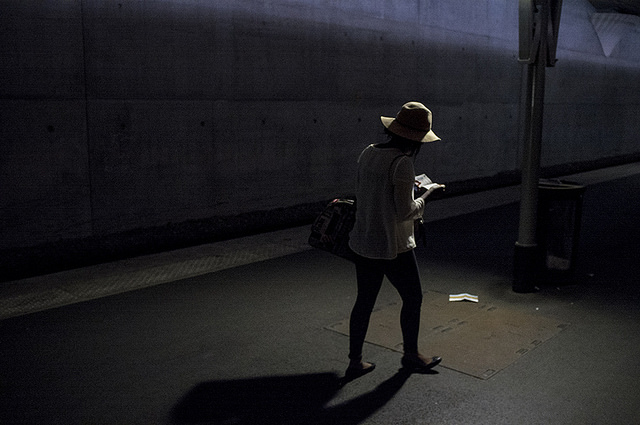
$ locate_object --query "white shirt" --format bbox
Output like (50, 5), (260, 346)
(348, 144), (425, 259)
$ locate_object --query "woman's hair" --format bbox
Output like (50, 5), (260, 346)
(384, 128), (422, 157)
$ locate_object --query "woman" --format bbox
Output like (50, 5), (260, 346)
(346, 102), (445, 379)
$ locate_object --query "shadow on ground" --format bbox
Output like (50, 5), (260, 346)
(171, 369), (415, 425)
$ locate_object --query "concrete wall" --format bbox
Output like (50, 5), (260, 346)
(1, 0), (639, 258)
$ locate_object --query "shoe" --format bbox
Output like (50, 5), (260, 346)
(401, 354), (442, 372)
(344, 362), (376, 381)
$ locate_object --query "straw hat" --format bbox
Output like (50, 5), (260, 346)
(380, 102), (440, 143)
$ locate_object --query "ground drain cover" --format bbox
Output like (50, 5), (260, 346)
(326, 291), (569, 379)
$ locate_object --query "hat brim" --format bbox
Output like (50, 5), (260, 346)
(381, 116), (440, 143)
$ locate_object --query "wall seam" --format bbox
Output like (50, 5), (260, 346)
(79, 0), (95, 237)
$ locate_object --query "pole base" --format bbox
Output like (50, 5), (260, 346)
(513, 243), (540, 293)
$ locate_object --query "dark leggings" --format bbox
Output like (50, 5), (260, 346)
(349, 250), (423, 361)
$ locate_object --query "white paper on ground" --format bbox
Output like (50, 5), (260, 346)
(449, 293), (479, 302)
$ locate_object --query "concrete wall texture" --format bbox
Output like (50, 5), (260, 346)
(1, 0), (640, 257)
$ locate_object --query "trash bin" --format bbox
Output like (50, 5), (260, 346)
(537, 179), (586, 278)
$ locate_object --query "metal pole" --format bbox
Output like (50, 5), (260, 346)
(514, 60), (546, 292)
(514, 0), (548, 293)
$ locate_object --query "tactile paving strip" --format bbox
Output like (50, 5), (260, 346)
(0, 226), (311, 320)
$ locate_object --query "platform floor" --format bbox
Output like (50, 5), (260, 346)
(1, 163), (639, 424)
